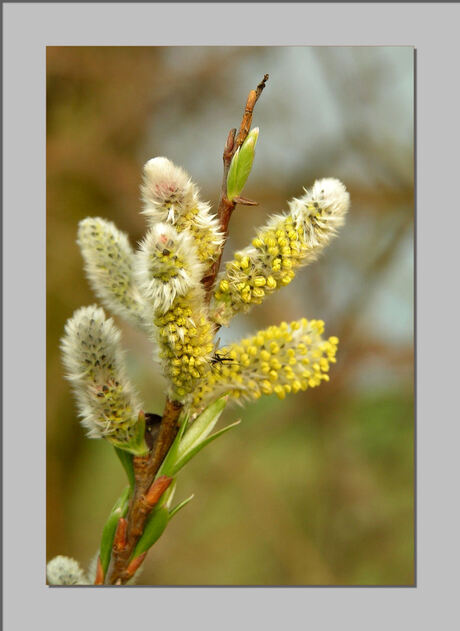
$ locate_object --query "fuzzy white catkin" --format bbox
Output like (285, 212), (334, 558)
(77, 217), (149, 331)
(141, 157), (197, 224)
(141, 157), (223, 263)
(47, 556), (89, 585)
(135, 222), (205, 314)
(288, 177), (350, 246)
(61, 305), (142, 442)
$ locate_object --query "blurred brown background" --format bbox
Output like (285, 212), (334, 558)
(47, 46), (414, 585)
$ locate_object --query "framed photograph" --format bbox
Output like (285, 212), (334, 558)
(46, 44), (414, 587)
(4, 3), (459, 630)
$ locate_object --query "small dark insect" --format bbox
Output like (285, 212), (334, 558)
(210, 351), (238, 367)
(210, 338), (238, 368)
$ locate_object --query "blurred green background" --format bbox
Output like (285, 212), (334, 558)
(47, 46), (414, 585)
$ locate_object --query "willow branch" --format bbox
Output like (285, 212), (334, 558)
(105, 75), (268, 584)
(202, 74), (268, 298)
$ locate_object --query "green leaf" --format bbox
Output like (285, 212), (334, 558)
(170, 420), (241, 476)
(99, 486), (131, 574)
(114, 447), (135, 490)
(132, 506), (169, 558)
(156, 397), (232, 479)
(226, 147), (241, 202)
(169, 494), (194, 521)
(227, 127), (259, 201)
(178, 396), (227, 457)
(156, 412), (189, 478)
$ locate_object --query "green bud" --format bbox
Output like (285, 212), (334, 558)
(227, 127), (259, 201)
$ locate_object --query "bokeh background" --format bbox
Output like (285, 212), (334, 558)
(47, 46), (414, 586)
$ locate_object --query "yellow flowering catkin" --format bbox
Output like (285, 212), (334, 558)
(155, 292), (214, 401)
(212, 178), (349, 326)
(191, 319), (338, 411)
(135, 223), (214, 401)
(141, 157), (223, 264)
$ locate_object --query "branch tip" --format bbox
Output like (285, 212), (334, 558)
(203, 75), (269, 300)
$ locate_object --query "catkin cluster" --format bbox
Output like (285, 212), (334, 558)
(62, 151), (349, 449)
(135, 161), (220, 399)
(64, 158), (222, 442)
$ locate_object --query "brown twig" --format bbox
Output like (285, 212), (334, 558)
(202, 74), (268, 298)
(234, 74), (269, 150)
(105, 401), (180, 584)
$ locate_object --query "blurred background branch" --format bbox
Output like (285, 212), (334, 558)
(47, 46), (414, 585)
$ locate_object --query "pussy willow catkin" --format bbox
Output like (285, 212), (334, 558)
(61, 305), (143, 447)
(135, 222), (214, 402)
(191, 319), (338, 411)
(212, 178), (349, 326)
(141, 157), (223, 264)
(77, 218), (148, 331)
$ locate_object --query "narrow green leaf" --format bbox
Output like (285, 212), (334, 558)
(99, 486), (131, 574)
(132, 506), (169, 558)
(114, 447), (135, 490)
(226, 147), (241, 201)
(156, 413), (189, 478)
(235, 129), (258, 193)
(227, 127), (259, 201)
(169, 494), (194, 521)
(171, 420), (241, 476)
(178, 396), (227, 458)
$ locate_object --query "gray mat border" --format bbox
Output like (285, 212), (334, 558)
(3, 2), (459, 630)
